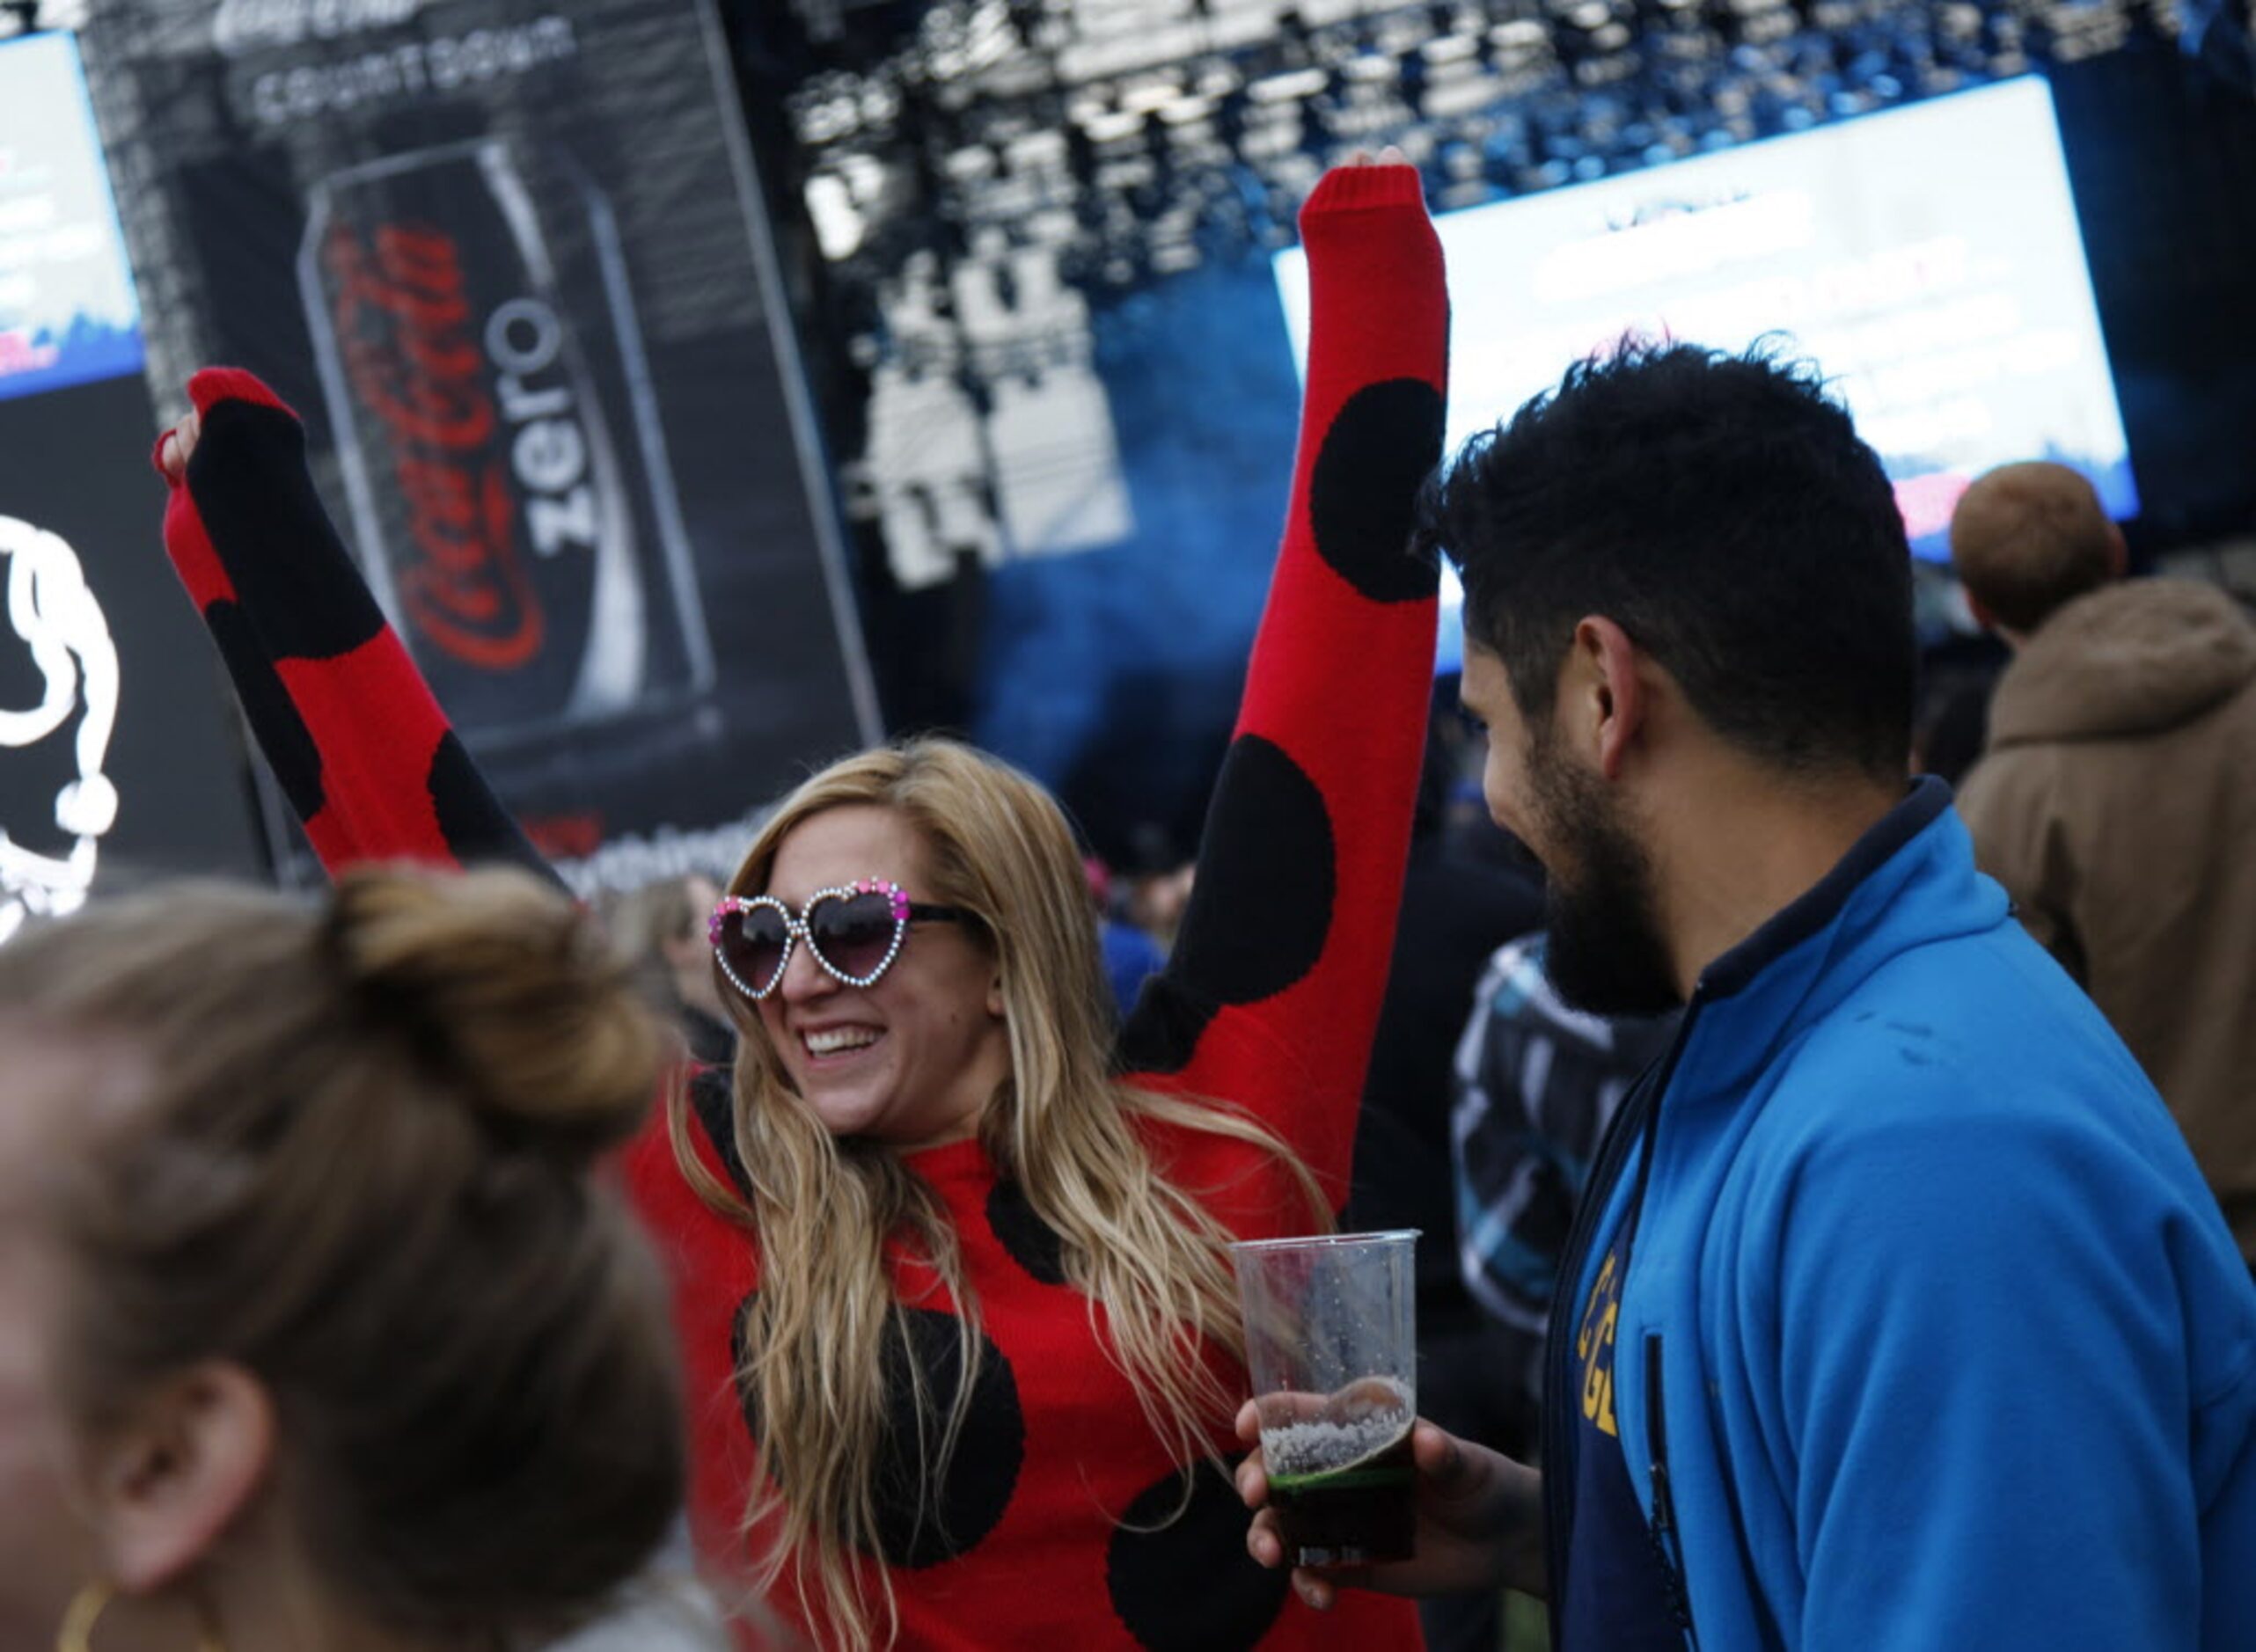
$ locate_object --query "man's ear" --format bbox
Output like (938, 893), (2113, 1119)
(1567, 616), (1648, 780)
(87, 1363), (274, 1593)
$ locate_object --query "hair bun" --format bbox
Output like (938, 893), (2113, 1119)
(326, 866), (663, 1159)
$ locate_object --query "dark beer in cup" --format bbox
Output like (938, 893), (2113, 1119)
(1262, 1376), (1416, 1566)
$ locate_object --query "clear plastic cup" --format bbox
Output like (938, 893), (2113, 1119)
(1231, 1230), (1419, 1567)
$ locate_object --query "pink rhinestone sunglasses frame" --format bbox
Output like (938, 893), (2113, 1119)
(708, 878), (976, 1001)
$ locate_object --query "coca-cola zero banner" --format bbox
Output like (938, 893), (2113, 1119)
(82, 0), (880, 892)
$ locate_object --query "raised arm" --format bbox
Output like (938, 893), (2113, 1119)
(157, 368), (553, 885)
(1116, 159), (1447, 1197)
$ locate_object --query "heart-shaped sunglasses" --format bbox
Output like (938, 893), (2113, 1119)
(709, 879), (977, 1002)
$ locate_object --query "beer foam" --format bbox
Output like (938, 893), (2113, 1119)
(1264, 1400), (1413, 1480)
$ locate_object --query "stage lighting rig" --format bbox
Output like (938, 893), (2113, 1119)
(735, 0), (2224, 593)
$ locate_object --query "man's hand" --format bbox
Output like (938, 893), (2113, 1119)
(1234, 1400), (1547, 1612)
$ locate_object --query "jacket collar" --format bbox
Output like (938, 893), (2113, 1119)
(1699, 777), (1951, 1001)
(1668, 778), (2001, 1106)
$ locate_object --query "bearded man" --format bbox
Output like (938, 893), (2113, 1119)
(1241, 343), (2256, 1652)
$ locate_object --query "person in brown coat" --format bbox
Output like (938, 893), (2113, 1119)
(1952, 460), (2256, 1266)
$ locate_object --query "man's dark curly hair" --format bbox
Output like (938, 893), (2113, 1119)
(1418, 340), (1916, 781)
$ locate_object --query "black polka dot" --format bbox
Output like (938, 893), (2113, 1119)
(1107, 1456), (1289, 1650)
(871, 1308), (1024, 1567)
(686, 1065), (751, 1200)
(987, 1178), (1068, 1286)
(1307, 378), (1445, 605)
(425, 733), (548, 872)
(207, 599), (325, 822)
(729, 1290), (762, 1439)
(1176, 738), (1332, 1007)
(194, 401), (387, 660)
(732, 1300), (1025, 1568)
(1112, 976), (1222, 1080)
(1114, 736), (1333, 1076)
(1173, 736), (1334, 1004)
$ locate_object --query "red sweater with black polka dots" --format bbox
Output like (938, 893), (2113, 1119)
(159, 163), (1448, 1651)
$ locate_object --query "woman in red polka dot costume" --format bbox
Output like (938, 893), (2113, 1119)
(156, 152), (1449, 1650)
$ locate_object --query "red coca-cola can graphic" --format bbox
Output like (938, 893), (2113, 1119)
(298, 138), (713, 744)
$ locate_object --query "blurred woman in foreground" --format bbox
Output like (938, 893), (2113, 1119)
(0, 866), (693, 1652)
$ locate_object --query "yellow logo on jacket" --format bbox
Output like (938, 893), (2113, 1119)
(1577, 1245), (1624, 1438)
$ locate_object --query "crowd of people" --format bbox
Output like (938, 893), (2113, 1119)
(2, 150), (2252, 1652)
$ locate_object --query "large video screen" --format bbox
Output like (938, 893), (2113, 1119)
(0, 31), (145, 402)
(1277, 75), (2136, 655)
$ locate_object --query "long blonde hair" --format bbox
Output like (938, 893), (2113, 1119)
(671, 738), (1325, 1647)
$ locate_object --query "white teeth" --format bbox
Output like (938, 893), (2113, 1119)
(804, 1027), (881, 1056)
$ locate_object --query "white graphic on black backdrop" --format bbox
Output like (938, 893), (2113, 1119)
(0, 514), (119, 943)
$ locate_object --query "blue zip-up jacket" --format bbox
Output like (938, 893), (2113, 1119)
(1549, 779), (2256, 1650)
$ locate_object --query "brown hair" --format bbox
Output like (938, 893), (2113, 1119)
(0, 866), (684, 1642)
(1950, 460), (2120, 633)
(600, 873), (711, 1013)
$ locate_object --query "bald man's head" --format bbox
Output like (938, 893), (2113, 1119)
(1950, 462), (2123, 635)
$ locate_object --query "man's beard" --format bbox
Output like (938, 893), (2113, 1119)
(1528, 739), (1682, 1018)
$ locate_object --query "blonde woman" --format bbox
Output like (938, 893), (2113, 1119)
(153, 156), (1448, 1648)
(0, 867), (700, 1652)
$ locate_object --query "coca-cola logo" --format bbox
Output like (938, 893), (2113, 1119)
(324, 220), (604, 672)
